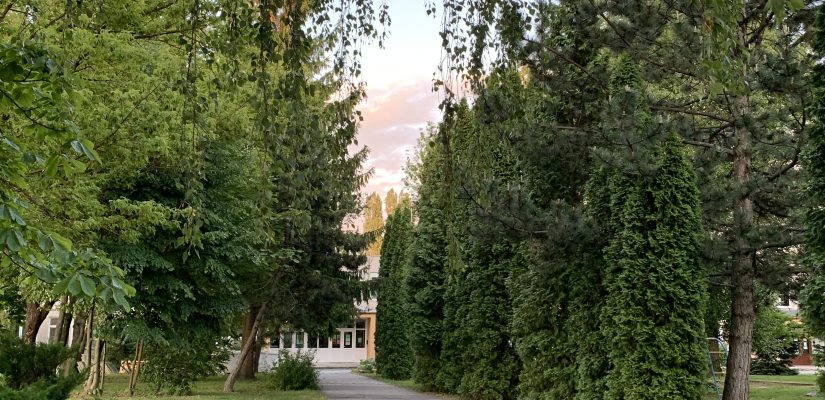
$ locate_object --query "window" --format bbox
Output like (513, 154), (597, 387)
(344, 332), (353, 348)
(295, 332), (305, 349)
(356, 329), (365, 348)
(356, 319), (366, 349)
(48, 318), (58, 343)
(269, 336), (280, 349)
(331, 332), (341, 348)
(283, 332), (293, 348)
(308, 333), (318, 349)
(319, 335), (329, 348)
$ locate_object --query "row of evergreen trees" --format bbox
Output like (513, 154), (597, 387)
(376, 56), (711, 399)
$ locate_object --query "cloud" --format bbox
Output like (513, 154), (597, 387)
(354, 78), (440, 197)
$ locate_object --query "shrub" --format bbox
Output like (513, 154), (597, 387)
(750, 306), (801, 376)
(267, 351), (317, 391)
(358, 359), (376, 374)
(0, 333), (84, 400)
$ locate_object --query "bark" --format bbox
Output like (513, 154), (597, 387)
(66, 314), (86, 375)
(722, 91), (755, 400)
(83, 339), (104, 395)
(128, 339), (145, 396)
(55, 296), (74, 346)
(22, 301), (51, 344)
(224, 301), (269, 392)
(238, 306), (258, 379)
(252, 333), (264, 374)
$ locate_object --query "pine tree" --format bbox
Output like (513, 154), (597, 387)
(375, 204), (413, 379)
(596, 57), (707, 400)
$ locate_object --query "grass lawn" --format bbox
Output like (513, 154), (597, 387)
(71, 374), (324, 400)
(702, 374), (819, 400)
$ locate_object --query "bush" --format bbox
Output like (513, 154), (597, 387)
(267, 351), (317, 391)
(0, 333), (84, 400)
(358, 359), (376, 374)
(750, 306), (801, 376)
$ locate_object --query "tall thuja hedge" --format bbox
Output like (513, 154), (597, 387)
(800, 6), (825, 393)
(595, 56), (707, 400)
(407, 129), (450, 390)
(375, 204), (413, 379)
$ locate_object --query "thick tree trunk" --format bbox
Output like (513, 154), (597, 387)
(723, 92), (754, 400)
(224, 302), (269, 392)
(22, 302), (51, 344)
(238, 306), (259, 379)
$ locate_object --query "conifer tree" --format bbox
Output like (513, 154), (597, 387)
(596, 57), (707, 400)
(375, 204), (413, 379)
(800, 6), (825, 392)
(406, 130), (449, 390)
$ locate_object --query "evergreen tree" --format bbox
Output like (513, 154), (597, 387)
(800, 5), (825, 392)
(375, 204), (413, 379)
(406, 129), (449, 390)
(595, 57), (707, 400)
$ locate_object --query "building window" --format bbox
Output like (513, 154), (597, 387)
(319, 335), (329, 348)
(356, 319), (366, 348)
(48, 318), (58, 343)
(269, 336), (280, 349)
(308, 333), (318, 349)
(283, 332), (293, 348)
(331, 332), (341, 348)
(344, 332), (352, 348)
(295, 332), (305, 349)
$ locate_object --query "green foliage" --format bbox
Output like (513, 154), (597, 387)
(594, 58), (707, 400)
(375, 205), (413, 379)
(358, 359), (376, 374)
(406, 128), (449, 390)
(0, 333), (84, 400)
(750, 306), (800, 376)
(266, 351), (318, 391)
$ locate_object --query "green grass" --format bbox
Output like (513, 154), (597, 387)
(701, 374), (819, 400)
(71, 374), (325, 400)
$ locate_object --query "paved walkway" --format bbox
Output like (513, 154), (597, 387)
(318, 369), (441, 399)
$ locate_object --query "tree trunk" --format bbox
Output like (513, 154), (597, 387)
(224, 302), (269, 392)
(65, 314), (86, 375)
(22, 301), (51, 344)
(83, 338), (104, 395)
(252, 333), (264, 374)
(722, 91), (754, 400)
(55, 296), (74, 346)
(238, 306), (259, 379)
(128, 339), (145, 396)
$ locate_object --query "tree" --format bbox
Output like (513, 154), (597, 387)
(433, 2), (813, 397)
(406, 128), (449, 390)
(385, 189), (399, 216)
(364, 193), (384, 256)
(375, 204), (413, 379)
(800, 4), (825, 393)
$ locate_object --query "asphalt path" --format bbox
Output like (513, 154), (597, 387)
(318, 369), (442, 400)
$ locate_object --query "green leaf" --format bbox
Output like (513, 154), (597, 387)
(113, 290), (129, 309)
(34, 266), (57, 283)
(78, 275), (96, 296)
(79, 139), (100, 162)
(44, 155), (60, 177)
(67, 276), (82, 295)
(54, 277), (71, 295)
(38, 232), (53, 251)
(50, 232), (72, 252)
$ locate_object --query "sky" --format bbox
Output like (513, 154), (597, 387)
(354, 0), (443, 200)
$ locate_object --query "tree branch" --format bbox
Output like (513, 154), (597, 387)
(650, 104), (732, 123)
(682, 139), (734, 155)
